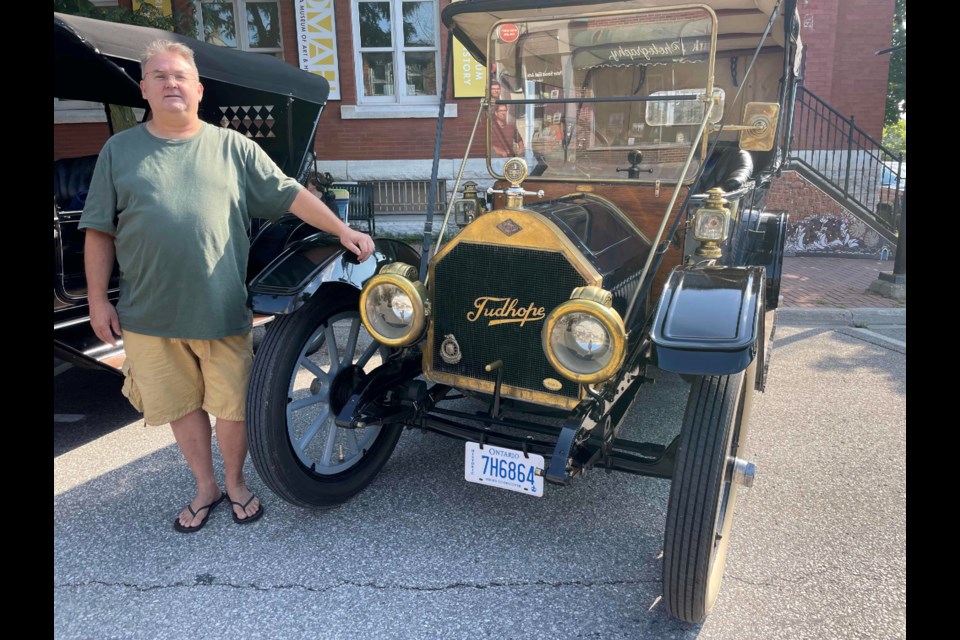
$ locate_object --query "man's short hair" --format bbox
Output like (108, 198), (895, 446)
(140, 40), (199, 78)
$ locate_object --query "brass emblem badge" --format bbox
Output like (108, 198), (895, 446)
(496, 219), (522, 236)
(467, 297), (546, 327)
(543, 378), (563, 391)
(503, 158), (528, 185)
(440, 334), (462, 364)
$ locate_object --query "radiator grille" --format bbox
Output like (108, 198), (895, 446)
(431, 242), (588, 401)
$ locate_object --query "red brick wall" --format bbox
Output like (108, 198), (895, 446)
(767, 169), (844, 218)
(54, 123), (112, 161)
(294, 0), (484, 161)
(55, 2), (895, 166)
(799, 0), (894, 140)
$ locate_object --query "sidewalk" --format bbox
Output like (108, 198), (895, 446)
(778, 256), (905, 328)
(780, 257), (903, 309)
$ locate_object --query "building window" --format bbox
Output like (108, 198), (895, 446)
(194, 1), (283, 57)
(352, 0), (439, 105)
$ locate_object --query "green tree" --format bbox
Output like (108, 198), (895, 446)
(882, 120), (905, 160)
(884, 0), (905, 126)
(54, 0), (197, 37)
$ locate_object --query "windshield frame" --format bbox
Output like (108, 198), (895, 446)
(484, 3), (719, 185)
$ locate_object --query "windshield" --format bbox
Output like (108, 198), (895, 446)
(487, 6), (717, 183)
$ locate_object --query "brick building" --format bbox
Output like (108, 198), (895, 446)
(54, 0), (897, 228)
(795, 0), (894, 141)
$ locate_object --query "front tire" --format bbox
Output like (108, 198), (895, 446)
(246, 289), (401, 508)
(662, 358), (757, 623)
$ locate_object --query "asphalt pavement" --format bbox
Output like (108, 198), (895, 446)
(54, 305), (906, 638)
(55, 252), (906, 638)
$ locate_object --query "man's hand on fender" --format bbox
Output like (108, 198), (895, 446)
(340, 228), (375, 262)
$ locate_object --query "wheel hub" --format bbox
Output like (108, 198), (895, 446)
(731, 457), (757, 487)
(329, 365), (367, 416)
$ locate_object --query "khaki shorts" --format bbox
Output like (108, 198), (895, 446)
(120, 330), (254, 426)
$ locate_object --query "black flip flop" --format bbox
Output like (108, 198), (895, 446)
(227, 493), (264, 525)
(173, 492), (225, 533)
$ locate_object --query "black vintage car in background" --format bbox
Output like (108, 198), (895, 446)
(53, 12), (337, 372)
(245, 0), (801, 624)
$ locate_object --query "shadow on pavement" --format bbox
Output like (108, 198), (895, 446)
(54, 365), (142, 457)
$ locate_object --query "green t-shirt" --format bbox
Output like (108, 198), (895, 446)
(79, 122), (303, 339)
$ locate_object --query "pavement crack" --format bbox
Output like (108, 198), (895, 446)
(55, 577), (660, 593)
(54, 580), (324, 593)
(329, 578), (660, 592)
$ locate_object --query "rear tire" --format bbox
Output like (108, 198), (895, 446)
(662, 357), (756, 623)
(246, 289), (401, 508)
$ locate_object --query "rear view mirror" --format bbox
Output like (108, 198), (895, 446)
(738, 102), (780, 151)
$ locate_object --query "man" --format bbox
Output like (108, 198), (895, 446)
(490, 79), (501, 102)
(490, 103), (525, 158)
(80, 40), (375, 533)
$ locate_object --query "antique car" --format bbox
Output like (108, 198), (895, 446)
(53, 12), (336, 372)
(245, 0), (801, 624)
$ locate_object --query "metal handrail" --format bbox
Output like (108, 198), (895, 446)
(789, 84), (903, 234)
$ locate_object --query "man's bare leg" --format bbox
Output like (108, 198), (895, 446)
(215, 418), (262, 520)
(170, 408), (221, 528)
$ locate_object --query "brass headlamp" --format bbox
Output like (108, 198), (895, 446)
(542, 286), (626, 385)
(359, 262), (429, 347)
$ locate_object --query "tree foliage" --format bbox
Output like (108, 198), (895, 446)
(882, 120), (905, 160)
(884, 0), (905, 126)
(53, 0), (197, 38)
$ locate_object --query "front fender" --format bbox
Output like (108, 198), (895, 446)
(248, 235), (421, 315)
(732, 210), (787, 309)
(650, 266), (765, 376)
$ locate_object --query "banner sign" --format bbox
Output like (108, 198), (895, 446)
(294, 0), (341, 100)
(452, 0), (487, 98)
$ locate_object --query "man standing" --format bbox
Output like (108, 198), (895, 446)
(80, 40), (375, 532)
(490, 103), (525, 157)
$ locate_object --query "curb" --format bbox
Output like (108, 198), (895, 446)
(777, 307), (906, 326)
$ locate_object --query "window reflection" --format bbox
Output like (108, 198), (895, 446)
(402, 2), (435, 46)
(246, 2), (281, 49)
(202, 2), (238, 48)
(363, 52), (395, 96)
(404, 52), (436, 96)
(359, 2), (393, 47)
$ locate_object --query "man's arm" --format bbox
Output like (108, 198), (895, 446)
(287, 189), (375, 262)
(84, 229), (122, 345)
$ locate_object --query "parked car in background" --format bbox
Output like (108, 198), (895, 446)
(244, 0), (802, 625)
(54, 12), (336, 372)
(876, 161), (905, 230)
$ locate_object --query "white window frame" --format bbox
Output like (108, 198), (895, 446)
(193, 0), (284, 56)
(351, 0), (440, 107)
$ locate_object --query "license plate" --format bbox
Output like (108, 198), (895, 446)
(464, 442), (544, 497)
